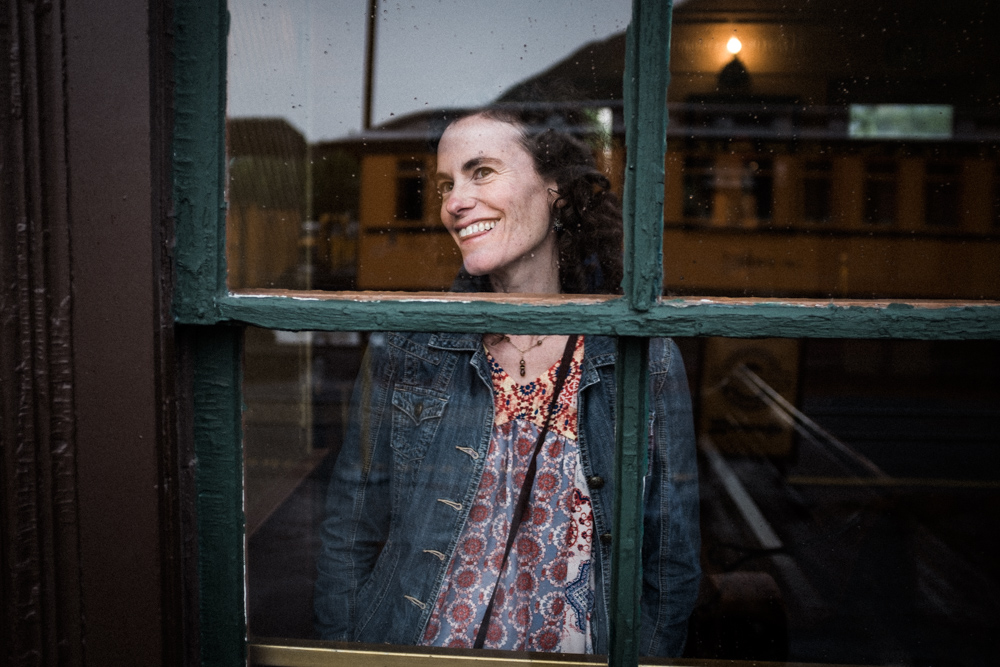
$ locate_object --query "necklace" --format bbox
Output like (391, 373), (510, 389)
(503, 335), (548, 377)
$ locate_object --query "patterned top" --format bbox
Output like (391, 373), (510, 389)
(420, 336), (595, 653)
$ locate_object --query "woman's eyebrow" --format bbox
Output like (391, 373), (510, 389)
(436, 157), (500, 182)
(462, 156), (499, 172)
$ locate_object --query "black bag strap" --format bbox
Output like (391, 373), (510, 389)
(473, 334), (579, 649)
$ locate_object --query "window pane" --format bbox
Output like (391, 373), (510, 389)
(678, 335), (1000, 664)
(662, 2), (1000, 299)
(226, 1), (631, 296)
(243, 327), (701, 658)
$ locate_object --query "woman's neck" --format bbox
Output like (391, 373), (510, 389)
(488, 246), (561, 294)
(489, 272), (561, 295)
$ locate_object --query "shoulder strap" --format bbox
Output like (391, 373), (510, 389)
(473, 334), (579, 649)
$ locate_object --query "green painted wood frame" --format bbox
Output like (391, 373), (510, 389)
(172, 1), (1000, 666)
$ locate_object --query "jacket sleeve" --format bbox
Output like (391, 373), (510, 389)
(640, 338), (701, 656)
(314, 339), (396, 640)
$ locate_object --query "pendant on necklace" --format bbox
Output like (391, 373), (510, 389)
(519, 359), (526, 377)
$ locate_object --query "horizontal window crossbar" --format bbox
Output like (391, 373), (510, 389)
(210, 291), (1000, 339)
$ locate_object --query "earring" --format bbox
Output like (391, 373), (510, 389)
(548, 189), (564, 231)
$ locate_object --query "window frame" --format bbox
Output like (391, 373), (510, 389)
(173, 1), (1000, 666)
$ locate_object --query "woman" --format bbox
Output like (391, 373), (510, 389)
(314, 109), (699, 656)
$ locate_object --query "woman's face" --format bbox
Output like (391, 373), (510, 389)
(435, 115), (559, 292)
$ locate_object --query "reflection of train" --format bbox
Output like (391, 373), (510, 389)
(317, 101), (1000, 298)
(228, 0), (999, 299)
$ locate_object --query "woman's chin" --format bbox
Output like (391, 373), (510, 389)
(459, 258), (495, 278)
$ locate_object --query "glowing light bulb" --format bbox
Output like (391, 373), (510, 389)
(727, 36), (742, 55)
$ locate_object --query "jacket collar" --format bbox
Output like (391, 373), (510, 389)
(427, 332), (614, 363)
(427, 332), (481, 351)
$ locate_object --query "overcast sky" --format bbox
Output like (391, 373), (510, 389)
(228, 0), (632, 141)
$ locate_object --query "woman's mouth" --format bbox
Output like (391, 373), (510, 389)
(457, 220), (496, 239)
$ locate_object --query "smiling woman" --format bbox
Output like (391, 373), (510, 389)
(435, 115), (560, 294)
(437, 109), (626, 298)
(311, 107), (701, 657)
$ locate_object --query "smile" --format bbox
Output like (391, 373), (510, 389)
(457, 220), (496, 239)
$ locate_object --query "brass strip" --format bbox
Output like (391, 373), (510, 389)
(250, 643), (868, 667)
(251, 642), (880, 667)
(249, 644), (606, 667)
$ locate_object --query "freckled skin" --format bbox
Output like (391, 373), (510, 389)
(435, 115), (560, 295)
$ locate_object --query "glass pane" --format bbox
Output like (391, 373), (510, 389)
(662, 2), (1000, 299)
(243, 327), (701, 658)
(226, 1), (631, 296)
(677, 336), (1000, 664)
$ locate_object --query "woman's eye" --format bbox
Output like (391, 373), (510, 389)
(472, 167), (494, 179)
(437, 182), (453, 195)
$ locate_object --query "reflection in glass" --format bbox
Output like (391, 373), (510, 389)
(244, 328), (363, 637)
(663, 1), (1000, 299)
(226, 0), (630, 293)
(246, 333), (1000, 663)
(227, 2), (999, 300)
(682, 337), (1000, 664)
(245, 329), (700, 657)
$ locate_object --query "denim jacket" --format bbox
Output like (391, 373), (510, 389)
(314, 332), (700, 656)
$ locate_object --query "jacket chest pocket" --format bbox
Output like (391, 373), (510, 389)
(390, 387), (448, 462)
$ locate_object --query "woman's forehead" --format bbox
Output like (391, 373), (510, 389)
(438, 116), (527, 163)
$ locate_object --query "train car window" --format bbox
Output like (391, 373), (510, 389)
(802, 160), (833, 224)
(863, 160), (898, 227)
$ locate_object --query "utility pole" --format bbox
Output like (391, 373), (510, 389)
(363, 0), (378, 129)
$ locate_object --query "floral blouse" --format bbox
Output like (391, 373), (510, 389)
(420, 336), (595, 653)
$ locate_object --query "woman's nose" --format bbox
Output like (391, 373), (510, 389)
(443, 184), (473, 218)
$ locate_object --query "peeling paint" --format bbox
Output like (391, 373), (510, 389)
(215, 294), (1000, 340)
(621, 0), (671, 314)
(173, 0), (228, 324)
(191, 325), (246, 667)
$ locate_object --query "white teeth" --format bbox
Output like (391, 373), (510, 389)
(458, 220), (496, 238)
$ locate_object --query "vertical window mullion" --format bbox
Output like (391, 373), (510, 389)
(613, 1), (673, 665)
(621, 0), (671, 311)
(610, 337), (650, 667)
(189, 325), (246, 666)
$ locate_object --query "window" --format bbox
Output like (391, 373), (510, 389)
(174, 1), (1000, 666)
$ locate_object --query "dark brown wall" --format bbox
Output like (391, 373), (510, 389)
(1, 1), (182, 665)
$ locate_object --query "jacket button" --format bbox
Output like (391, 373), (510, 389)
(600, 532), (612, 545)
(587, 475), (605, 489)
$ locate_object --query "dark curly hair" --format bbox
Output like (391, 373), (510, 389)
(445, 108), (624, 295)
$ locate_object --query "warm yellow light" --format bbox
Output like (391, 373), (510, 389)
(727, 36), (742, 55)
